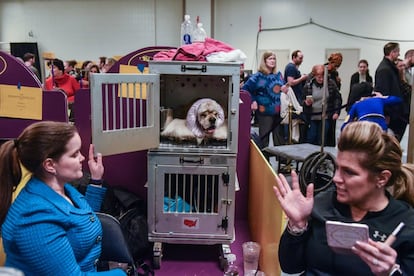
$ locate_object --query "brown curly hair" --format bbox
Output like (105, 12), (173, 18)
(328, 52), (343, 68)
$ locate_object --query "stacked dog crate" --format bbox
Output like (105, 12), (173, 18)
(147, 61), (240, 268)
(89, 61), (240, 269)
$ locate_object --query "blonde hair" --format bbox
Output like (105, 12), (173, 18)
(258, 51), (277, 75)
(339, 121), (414, 206)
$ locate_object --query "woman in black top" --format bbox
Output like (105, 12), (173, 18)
(273, 121), (414, 275)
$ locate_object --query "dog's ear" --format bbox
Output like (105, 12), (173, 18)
(162, 108), (174, 129)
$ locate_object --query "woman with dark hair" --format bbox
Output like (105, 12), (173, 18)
(350, 59), (373, 87)
(273, 121), (414, 275)
(347, 59), (374, 112)
(81, 64), (100, 88)
(0, 121), (125, 275)
(44, 58), (80, 103)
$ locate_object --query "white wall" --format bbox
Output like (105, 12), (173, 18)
(0, 0), (182, 62)
(186, 0), (212, 38)
(1, 0), (414, 77)
(214, 0), (414, 74)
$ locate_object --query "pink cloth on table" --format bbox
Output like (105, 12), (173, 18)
(153, 38), (235, 61)
(173, 42), (206, 61)
(152, 49), (177, 60)
(203, 37), (234, 55)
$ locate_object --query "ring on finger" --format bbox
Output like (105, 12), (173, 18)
(372, 258), (379, 266)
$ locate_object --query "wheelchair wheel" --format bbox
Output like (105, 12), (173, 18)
(299, 151), (336, 196)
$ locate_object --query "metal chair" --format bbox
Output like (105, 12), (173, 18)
(96, 212), (137, 275)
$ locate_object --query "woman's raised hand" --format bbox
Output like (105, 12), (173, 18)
(272, 170), (314, 225)
(88, 144), (104, 181)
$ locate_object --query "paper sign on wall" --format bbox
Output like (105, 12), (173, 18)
(0, 84), (42, 120)
(119, 64), (149, 99)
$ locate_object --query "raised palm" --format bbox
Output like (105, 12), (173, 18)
(273, 170), (314, 223)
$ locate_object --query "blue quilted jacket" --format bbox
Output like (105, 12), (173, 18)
(242, 71), (285, 115)
(2, 177), (125, 276)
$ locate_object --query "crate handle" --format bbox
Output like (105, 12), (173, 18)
(181, 64), (207, 72)
(179, 156), (204, 164)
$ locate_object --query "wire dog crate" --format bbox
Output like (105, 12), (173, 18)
(90, 61), (240, 269)
(147, 152), (237, 268)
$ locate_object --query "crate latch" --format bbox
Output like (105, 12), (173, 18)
(180, 156), (204, 164)
(221, 198), (232, 205)
(181, 64), (207, 72)
(218, 216), (228, 230)
(222, 173), (230, 186)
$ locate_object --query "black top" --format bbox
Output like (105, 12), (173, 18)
(375, 57), (408, 116)
(279, 188), (414, 276)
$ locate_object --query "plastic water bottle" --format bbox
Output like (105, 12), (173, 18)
(193, 22), (207, 43)
(180, 14), (194, 45)
(224, 254), (239, 276)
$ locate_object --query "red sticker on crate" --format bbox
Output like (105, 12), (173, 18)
(183, 217), (199, 229)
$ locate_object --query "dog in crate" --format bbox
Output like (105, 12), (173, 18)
(161, 98), (227, 145)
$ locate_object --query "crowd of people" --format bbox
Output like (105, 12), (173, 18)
(241, 42), (414, 275)
(21, 54), (117, 121)
(22, 42), (413, 146)
(7, 43), (414, 275)
(243, 42), (414, 152)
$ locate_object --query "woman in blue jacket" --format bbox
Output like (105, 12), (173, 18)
(243, 51), (289, 148)
(0, 121), (125, 275)
(341, 95), (402, 131)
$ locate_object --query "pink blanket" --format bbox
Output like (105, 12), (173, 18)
(153, 38), (235, 61)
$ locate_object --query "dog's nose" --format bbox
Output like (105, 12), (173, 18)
(209, 117), (216, 124)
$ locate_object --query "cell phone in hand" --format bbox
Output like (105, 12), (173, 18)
(326, 220), (369, 254)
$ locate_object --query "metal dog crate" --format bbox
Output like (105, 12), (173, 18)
(147, 152), (237, 268)
(90, 61), (240, 269)
(148, 61), (240, 269)
(149, 61), (240, 154)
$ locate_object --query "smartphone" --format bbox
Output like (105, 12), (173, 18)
(326, 220), (369, 254)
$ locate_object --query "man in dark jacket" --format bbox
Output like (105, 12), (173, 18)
(374, 42), (408, 141)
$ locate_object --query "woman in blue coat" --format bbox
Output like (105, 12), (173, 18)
(243, 51), (289, 148)
(0, 121), (125, 275)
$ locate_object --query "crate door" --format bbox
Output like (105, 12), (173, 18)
(90, 73), (160, 156)
(153, 164), (235, 239)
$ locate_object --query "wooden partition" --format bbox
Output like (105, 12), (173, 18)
(248, 141), (286, 276)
